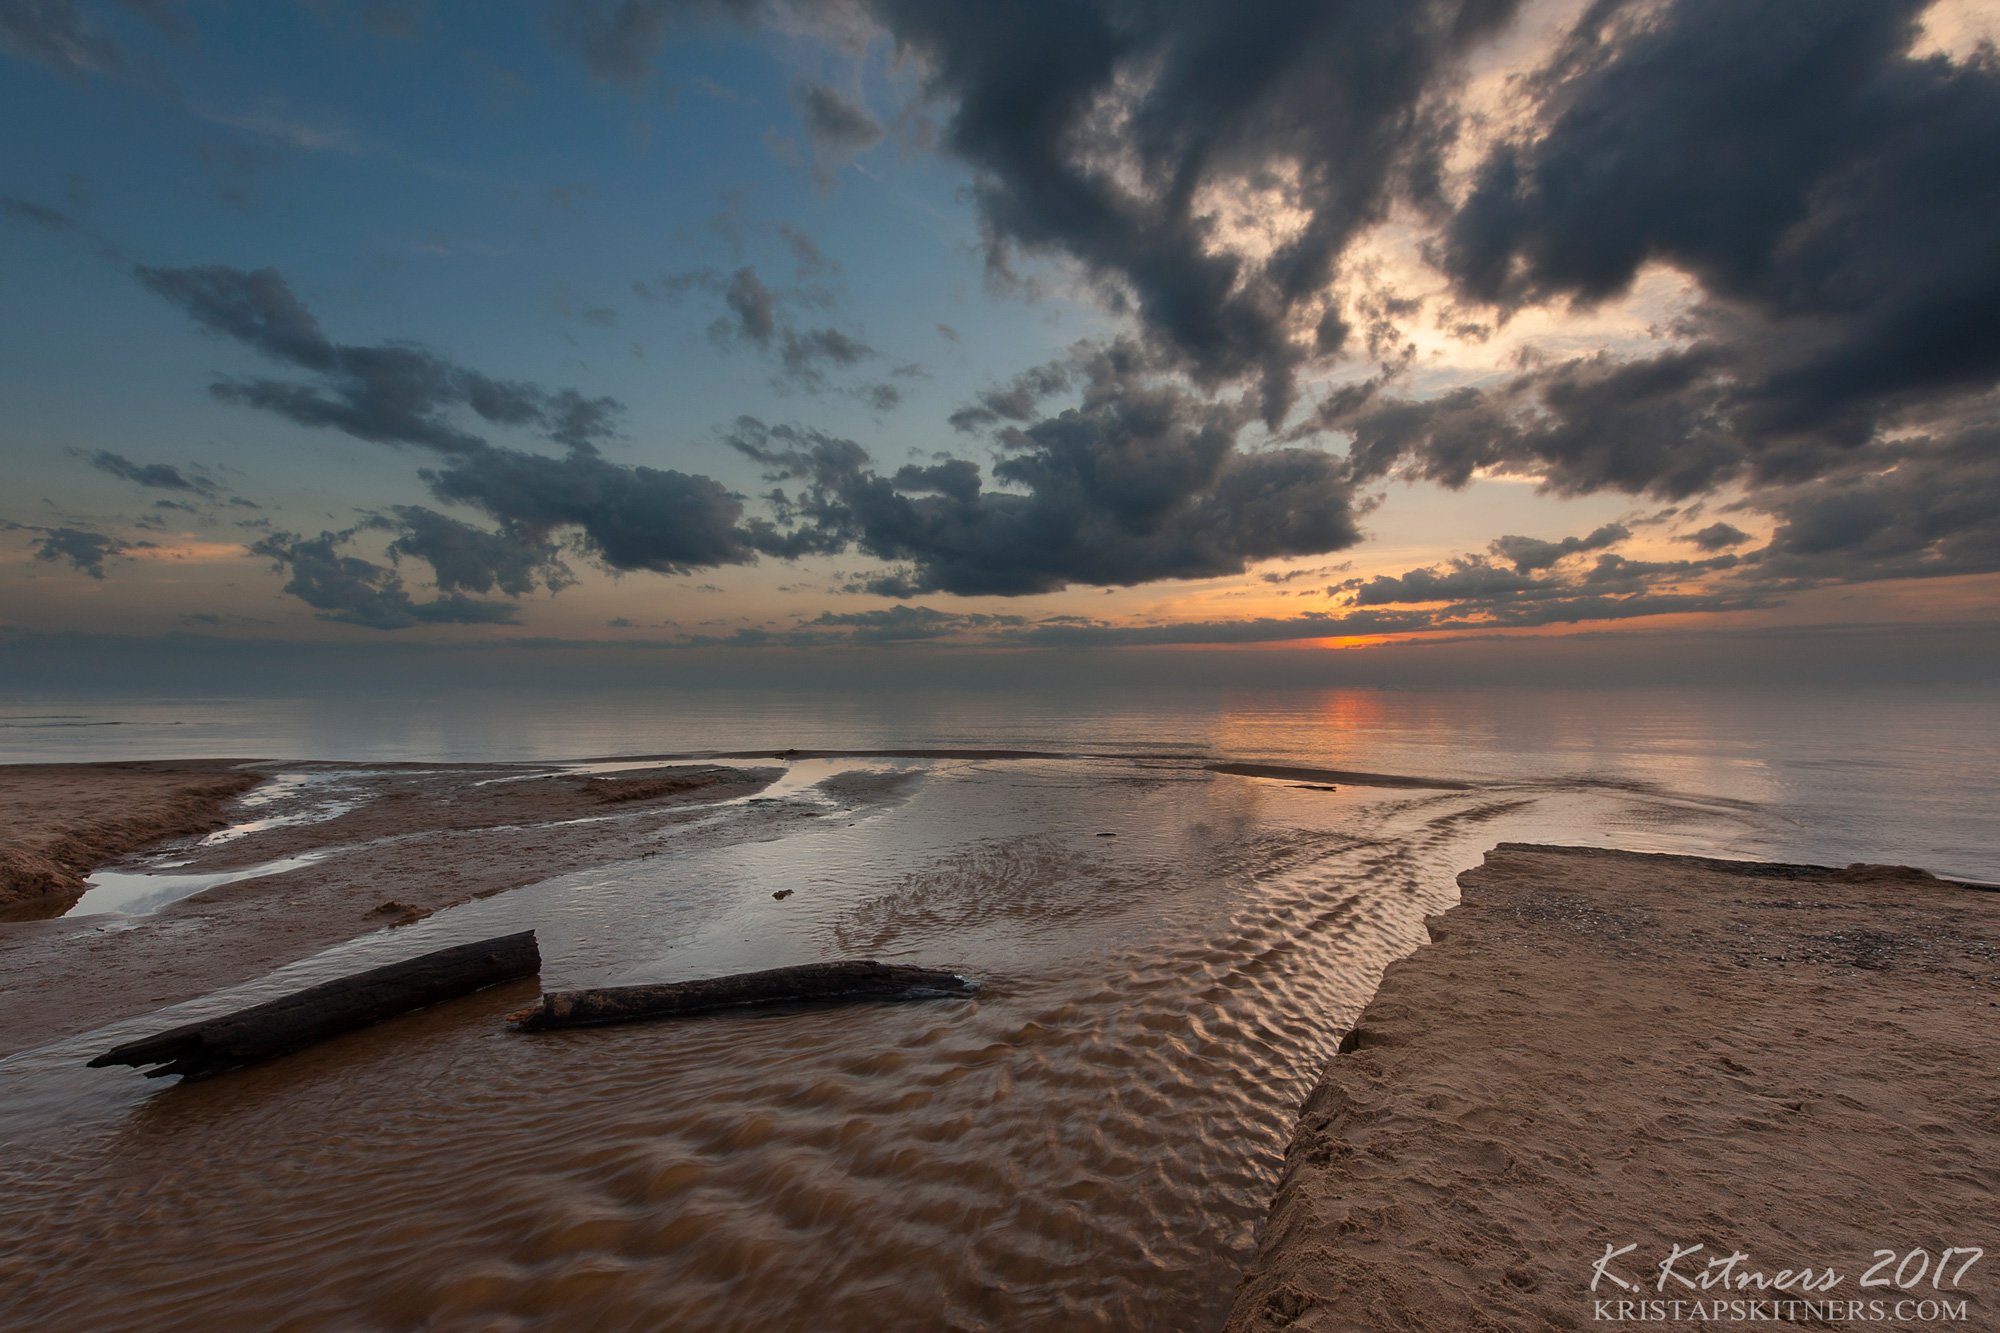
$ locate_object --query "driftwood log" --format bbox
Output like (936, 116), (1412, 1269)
(509, 959), (977, 1031)
(90, 931), (541, 1079)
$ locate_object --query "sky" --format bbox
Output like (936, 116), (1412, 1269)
(3, 0), (1998, 675)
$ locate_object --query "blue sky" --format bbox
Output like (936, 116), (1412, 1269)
(3, 0), (1997, 660)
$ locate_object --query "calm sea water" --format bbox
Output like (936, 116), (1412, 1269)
(2, 682), (1994, 878)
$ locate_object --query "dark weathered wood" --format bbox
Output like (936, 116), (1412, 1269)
(509, 960), (978, 1031)
(89, 931), (541, 1079)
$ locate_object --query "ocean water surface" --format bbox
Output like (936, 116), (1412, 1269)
(3, 681), (1993, 876)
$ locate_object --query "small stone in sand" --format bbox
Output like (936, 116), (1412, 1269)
(773, 889), (794, 900)
(368, 900), (430, 925)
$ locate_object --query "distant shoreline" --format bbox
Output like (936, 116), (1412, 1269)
(1227, 843), (2000, 1328)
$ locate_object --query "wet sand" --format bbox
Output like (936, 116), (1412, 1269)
(0, 761), (260, 918)
(12, 754), (1983, 1328)
(0, 760), (776, 1056)
(2, 753), (1517, 1330)
(1205, 762), (1475, 792)
(1229, 844), (2000, 1331)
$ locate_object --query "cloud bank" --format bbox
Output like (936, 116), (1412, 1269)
(18, 0), (1994, 647)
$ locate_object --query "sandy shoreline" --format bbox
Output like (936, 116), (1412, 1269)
(10, 759), (1996, 1328)
(0, 760), (261, 918)
(1228, 843), (2000, 1330)
(0, 759), (780, 1057)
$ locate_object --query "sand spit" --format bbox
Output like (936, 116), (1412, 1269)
(1228, 843), (2000, 1331)
(1205, 762), (1475, 792)
(636, 746), (1075, 761)
(0, 760), (777, 1057)
(0, 761), (261, 918)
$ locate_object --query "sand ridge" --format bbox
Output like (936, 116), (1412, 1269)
(1228, 844), (2000, 1331)
(0, 760), (780, 1057)
(0, 760), (261, 917)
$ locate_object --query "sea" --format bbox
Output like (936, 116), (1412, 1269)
(3, 681), (1994, 878)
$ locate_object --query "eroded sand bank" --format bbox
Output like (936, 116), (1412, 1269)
(0, 760), (776, 1056)
(1228, 844), (2000, 1331)
(0, 761), (261, 917)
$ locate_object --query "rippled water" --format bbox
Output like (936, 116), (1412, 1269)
(0, 756), (1767, 1331)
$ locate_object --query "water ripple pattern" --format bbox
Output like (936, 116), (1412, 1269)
(0, 758), (1761, 1332)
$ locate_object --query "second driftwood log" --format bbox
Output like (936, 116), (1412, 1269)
(509, 959), (978, 1031)
(89, 931), (541, 1079)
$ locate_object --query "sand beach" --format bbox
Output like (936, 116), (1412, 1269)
(1230, 845), (2000, 1330)
(0, 760), (776, 1055)
(2, 757), (1994, 1329)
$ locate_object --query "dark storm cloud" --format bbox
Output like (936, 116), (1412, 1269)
(734, 548), (1779, 647)
(85, 449), (215, 495)
(540, 0), (2000, 483)
(755, 426), (1999, 642)
(805, 603), (1025, 643)
(1488, 522), (1628, 572)
(419, 446), (765, 574)
(989, 567), (1772, 648)
(1753, 425), (2000, 585)
(20, 524), (150, 578)
(1259, 562), (1349, 586)
(948, 356), (1073, 432)
(1409, 0), (2000, 476)
(1324, 346), (1745, 500)
(718, 265), (777, 346)
(137, 264), (623, 454)
(250, 528), (522, 630)
(1281, 0), (2000, 611)
(1442, 0), (2000, 436)
(1687, 522), (1751, 552)
(778, 325), (873, 382)
(133, 260), (775, 610)
(683, 263), (876, 391)
(873, 0), (1523, 422)
(854, 0), (2000, 611)
(1576, 551), (1742, 593)
(709, 625), (853, 648)
(1161, 515), (1770, 647)
(539, 0), (1520, 420)
(376, 505), (573, 596)
(996, 609), (1425, 648)
(1346, 559), (1536, 607)
(96, 0), (2000, 639)
(543, 389), (623, 451)
(727, 350), (1364, 595)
